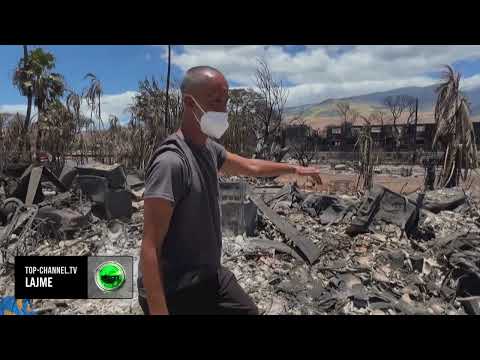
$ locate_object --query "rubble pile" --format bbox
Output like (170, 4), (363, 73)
(1, 159), (480, 315)
(0, 161), (144, 314)
(222, 183), (480, 315)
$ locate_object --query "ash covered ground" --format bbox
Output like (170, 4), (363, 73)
(2, 162), (480, 315)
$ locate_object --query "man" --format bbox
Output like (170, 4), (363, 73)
(138, 66), (321, 315)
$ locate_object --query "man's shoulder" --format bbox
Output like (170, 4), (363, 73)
(150, 148), (185, 169)
(145, 147), (188, 188)
(150, 134), (187, 166)
(207, 138), (226, 153)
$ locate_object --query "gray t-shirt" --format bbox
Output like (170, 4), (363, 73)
(138, 133), (227, 297)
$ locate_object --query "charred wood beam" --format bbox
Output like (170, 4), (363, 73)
(247, 188), (322, 265)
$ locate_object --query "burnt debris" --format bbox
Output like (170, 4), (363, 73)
(221, 181), (480, 315)
(2, 163), (480, 315)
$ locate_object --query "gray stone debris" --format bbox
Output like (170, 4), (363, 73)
(2, 171), (480, 315)
(59, 163), (78, 189)
(408, 187), (467, 214)
(126, 173), (144, 191)
(347, 186), (419, 237)
(76, 174), (133, 221)
(221, 182), (480, 315)
(301, 193), (358, 225)
(36, 206), (89, 236)
(76, 163), (127, 190)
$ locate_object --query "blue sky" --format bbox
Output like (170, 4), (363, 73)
(1, 45), (177, 105)
(3, 45), (480, 122)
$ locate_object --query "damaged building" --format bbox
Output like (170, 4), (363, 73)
(325, 121), (480, 153)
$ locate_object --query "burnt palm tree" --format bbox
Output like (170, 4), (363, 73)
(42, 100), (77, 174)
(433, 65), (478, 188)
(83, 73), (103, 128)
(66, 89), (85, 162)
(355, 115), (374, 191)
(66, 89), (82, 129)
(83, 73), (104, 160)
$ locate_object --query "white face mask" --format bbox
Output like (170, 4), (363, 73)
(187, 95), (229, 139)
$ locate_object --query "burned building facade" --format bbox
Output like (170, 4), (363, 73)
(323, 121), (480, 152)
(285, 124), (329, 152)
(325, 123), (441, 152)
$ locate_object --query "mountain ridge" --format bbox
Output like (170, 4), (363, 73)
(285, 84), (480, 129)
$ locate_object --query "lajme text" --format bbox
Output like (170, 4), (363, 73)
(25, 277), (53, 287)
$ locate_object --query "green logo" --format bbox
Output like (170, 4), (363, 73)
(95, 261), (126, 292)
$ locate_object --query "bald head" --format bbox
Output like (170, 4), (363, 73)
(181, 66), (228, 96)
(181, 66), (229, 126)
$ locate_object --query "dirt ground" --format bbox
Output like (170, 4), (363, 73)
(276, 164), (480, 197)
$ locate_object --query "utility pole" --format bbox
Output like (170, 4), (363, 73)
(413, 98), (418, 164)
(23, 45), (33, 159)
(165, 45), (171, 134)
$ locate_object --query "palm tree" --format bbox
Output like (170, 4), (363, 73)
(433, 65), (478, 188)
(83, 73), (103, 160)
(66, 89), (82, 123)
(107, 115), (120, 164)
(66, 89), (85, 162)
(109, 114), (119, 132)
(42, 100), (76, 175)
(12, 45), (34, 157)
(83, 73), (103, 128)
(355, 115), (374, 191)
(13, 47), (65, 158)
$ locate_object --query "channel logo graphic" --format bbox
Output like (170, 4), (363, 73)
(95, 261), (126, 292)
(15, 256), (133, 299)
(88, 256), (133, 299)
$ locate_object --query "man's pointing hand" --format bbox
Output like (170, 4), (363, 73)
(294, 165), (322, 184)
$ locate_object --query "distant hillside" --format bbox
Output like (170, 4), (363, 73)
(285, 84), (480, 130)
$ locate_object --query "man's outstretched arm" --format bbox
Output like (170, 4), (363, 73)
(220, 151), (322, 182)
(141, 198), (173, 315)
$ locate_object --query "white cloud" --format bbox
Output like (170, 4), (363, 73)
(0, 104), (28, 115)
(169, 45), (271, 84)
(462, 74), (480, 91)
(169, 45), (480, 106)
(80, 91), (137, 122)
